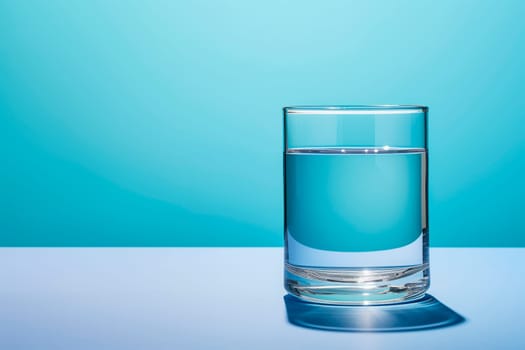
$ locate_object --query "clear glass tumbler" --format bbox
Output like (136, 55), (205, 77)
(283, 105), (429, 305)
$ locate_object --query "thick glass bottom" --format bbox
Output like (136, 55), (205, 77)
(285, 263), (430, 305)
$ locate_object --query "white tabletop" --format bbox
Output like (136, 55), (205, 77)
(0, 248), (523, 349)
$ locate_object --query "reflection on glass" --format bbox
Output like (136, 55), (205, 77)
(284, 294), (465, 332)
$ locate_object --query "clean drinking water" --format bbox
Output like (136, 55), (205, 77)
(284, 147), (429, 304)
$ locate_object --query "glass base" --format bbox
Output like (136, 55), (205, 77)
(285, 263), (430, 305)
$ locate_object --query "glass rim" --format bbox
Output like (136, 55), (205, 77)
(284, 105), (428, 115)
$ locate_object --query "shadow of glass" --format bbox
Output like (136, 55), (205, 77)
(284, 294), (465, 332)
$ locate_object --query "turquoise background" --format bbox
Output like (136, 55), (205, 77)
(1, 0), (524, 247)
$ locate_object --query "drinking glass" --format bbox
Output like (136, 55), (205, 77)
(283, 105), (429, 304)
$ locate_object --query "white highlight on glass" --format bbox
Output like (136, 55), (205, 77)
(286, 108), (424, 115)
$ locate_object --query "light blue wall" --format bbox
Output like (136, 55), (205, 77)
(1, 1), (524, 246)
